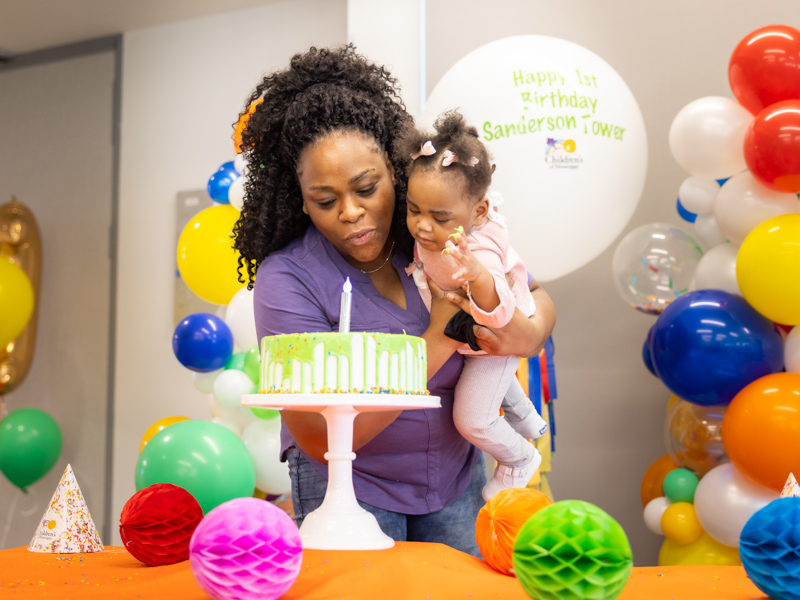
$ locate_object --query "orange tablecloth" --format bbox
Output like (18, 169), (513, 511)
(0, 543), (766, 600)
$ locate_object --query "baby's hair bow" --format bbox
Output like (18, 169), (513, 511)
(441, 150), (479, 167)
(410, 141), (436, 160)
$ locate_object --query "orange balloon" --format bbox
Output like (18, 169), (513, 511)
(723, 372), (800, 491)
(139, 416), (190, 453)
(233, 99), (263, 154)
(640, 454), (679, 507)
(476, 487), (552, 575)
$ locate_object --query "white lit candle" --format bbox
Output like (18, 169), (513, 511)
(339, 277), (352, 333)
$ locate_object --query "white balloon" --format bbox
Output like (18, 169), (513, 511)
(207, 395), (258, 430)
(693, 212), (727, 248)
(225, 286), (258, 352)
(241, 418), (291, 495)
(233, 153), (248, 176)
(694, 462), (779, 547)
(785, 327), (800, 374)
(213, 368), (257, 407)
(693, 243), (741, 296)
(669, 97), (751, 179)
(643, 496), (671, 536)
(422, 35), (647, 282)
(210, 417), (241, 437)
(714, 171), (800, 245)
(227, 176), (246, 211)
(678, 176), (720, 215)
(193, 368), (222, 394)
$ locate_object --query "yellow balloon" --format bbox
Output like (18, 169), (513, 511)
(139, 416), (190, 453)
(659, 531), (741, 566)
(661, 502), (702, 545)
(177, 205), (245, 305)
(737, 214), (800, 325)
(0, 256), (34, 347)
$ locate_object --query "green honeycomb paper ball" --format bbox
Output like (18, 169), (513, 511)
(512, 500), (633, 600)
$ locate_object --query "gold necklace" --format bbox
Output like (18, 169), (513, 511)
(359, 240), (395, 274)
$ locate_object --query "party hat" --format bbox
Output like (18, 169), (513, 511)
(28, 464), (103, 553)
(781, 473), (800, 498)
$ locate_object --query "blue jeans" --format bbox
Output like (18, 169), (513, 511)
(286, 447), (486, 557)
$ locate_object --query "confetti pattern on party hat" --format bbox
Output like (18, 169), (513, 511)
(28, 464), (103, 553)
(781, 472), (800, 498)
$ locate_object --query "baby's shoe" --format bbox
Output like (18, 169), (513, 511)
(482, 447), (542, 501)
(508, 410), (548, 440)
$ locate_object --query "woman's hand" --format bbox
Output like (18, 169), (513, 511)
(446, 277), (556, 358)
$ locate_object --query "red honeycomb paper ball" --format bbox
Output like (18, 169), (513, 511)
(120, 483), (203, 566)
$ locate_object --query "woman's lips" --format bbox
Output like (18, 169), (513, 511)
(347, 229), (376, 246)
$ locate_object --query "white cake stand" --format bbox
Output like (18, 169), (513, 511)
(241, 393), (440, 551)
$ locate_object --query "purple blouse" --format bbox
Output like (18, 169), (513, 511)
(253, 225), (478, 514)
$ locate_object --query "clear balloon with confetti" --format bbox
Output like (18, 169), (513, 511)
(612, 223), (703, 315)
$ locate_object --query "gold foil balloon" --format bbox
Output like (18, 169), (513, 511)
(664, 398), (727, 475)
(0, 197), (42, 397)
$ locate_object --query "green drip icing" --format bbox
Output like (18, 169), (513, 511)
(261, 332), (427, 393)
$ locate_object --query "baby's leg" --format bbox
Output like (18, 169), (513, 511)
(500, 376), (533, 421)
(453, 355), (535, 468)
(502, 378), (548, 440)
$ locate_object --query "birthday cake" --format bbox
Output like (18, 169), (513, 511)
(260, 332), (428, 394)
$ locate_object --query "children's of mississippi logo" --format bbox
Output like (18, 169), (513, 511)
(545, 137), (582, 169)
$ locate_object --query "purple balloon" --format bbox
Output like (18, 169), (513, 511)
(189, 497), (303, 600)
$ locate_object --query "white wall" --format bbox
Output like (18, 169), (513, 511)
(112, 0), (347, 543)
(426, 0), (800, 565)
(347, 0), (424, 119)
(0, 51), (114, 548)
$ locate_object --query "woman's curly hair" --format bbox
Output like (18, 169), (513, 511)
(395, 110), (494, 202)
(233, 44), (414, 289)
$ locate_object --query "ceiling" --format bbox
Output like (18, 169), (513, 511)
(0, 0), (283, 57)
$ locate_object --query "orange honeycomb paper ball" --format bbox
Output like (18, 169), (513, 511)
(476, 487), (552, 575)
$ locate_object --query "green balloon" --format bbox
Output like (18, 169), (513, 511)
(662, 468), (699, 503)
(242, 345), (261, 384)
(250, 407), (280, 420)
(134, 420), (255, 514)
(0, 408), (62, 489)
(225, 352), (246, 372)
(513, 500), (632, 600)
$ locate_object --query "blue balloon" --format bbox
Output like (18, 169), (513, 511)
(739, 498), (800, 600)
(650, 289), (784, 406)
(676, 198), (697, 223)
(207, 168), (239, 204)
(643, 325), (657, 377)
(173, 313), (234, 372)
(219, 161), (235, 171)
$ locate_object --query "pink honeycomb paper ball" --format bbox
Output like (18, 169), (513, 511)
(189, 497), (303, 600)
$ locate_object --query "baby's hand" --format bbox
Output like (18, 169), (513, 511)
(443, 231), (485, 285)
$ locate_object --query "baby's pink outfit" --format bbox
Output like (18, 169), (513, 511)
(407, 201), (541, 469)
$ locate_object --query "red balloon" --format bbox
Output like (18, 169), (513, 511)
(729, 25), (800, 115)
(743, 100), (800, 193)
(120, 483), (203, 566)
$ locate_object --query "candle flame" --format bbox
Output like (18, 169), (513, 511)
(343, 277), (352, 293)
